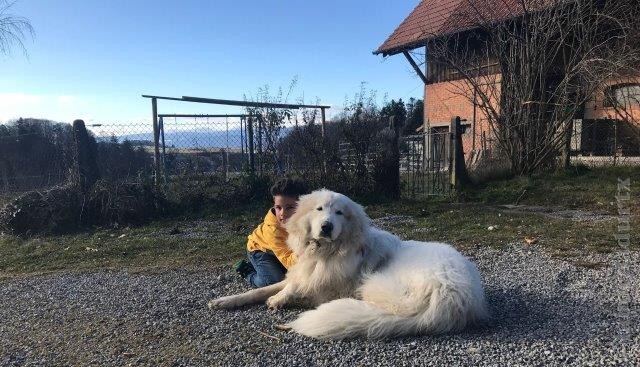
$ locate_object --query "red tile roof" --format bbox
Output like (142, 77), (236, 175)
(375, 0), (524, 56)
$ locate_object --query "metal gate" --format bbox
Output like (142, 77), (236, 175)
(401, 128), (452, 198)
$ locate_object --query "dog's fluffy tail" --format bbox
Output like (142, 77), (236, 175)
(286, 298), (416, 339)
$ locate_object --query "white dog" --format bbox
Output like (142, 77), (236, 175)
(208, 190), (488, 339)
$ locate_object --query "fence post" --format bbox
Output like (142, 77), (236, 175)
(151, 97), (161, 185)
(321, 107), (327, 174)
(374, 116), (401, 199)
(257, 115), (263, 174)
(449, 116), (471, 191)
(159, 116), (168, 184)
(247, 114), (255, 175)
(391, 115), (401, 199)
(221, 148), (228, 180)
(240, 117), (245, 155)
(71, 119), (100, 192)
(613, 121), (618, 166)
(560, 119), (573, 169)
(449, 119), (456, 188)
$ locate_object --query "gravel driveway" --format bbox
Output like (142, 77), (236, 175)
(1, 245), (638, 366)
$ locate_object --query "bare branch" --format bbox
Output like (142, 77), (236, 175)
(426, 0), (639, 173)
(0, 0), (34, 57)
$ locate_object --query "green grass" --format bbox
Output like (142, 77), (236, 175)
(466, 165), (640, 213)
(0, 202), (269, 276)
(0, 166), (636, 276)
(366, 200), (626, 255)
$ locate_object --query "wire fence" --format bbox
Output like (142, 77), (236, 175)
(400, 132), (453, 198)
(569, 119), (640, 166)
(0, 117), (403, 206)
(88, 119), (249, 181)
(3, 115), (637, 207)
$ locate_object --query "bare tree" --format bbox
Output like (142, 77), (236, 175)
(0, 0), (34, 56)
(244, 77), (298, 173)
(427, 0), (640, 173)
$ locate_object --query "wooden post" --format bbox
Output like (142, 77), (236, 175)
(151, 97), (161, 185)
(425, 123), (431, 171)
(373, 116), (401, 199)
(321, 107), (327, 174)
(472, 88), (477, 151)
(247, 114), (255, 175)
(71, 119), (100, 191)
(613, 121), (618, 166)
(560, 119), (573, 169)
(390, 115), (401, 199)
(449, 118), (457, 188)
(449, 116), (471, 191)
(257, 115), (263, 174)
(403, 51), (428, 84)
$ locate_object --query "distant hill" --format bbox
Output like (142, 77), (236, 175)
(99, 128), (258, 149)
(98, 126), (296, 149)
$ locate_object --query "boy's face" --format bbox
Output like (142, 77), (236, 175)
(273, 195), (298, 225)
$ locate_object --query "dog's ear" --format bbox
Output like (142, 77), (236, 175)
(341, 195), (370, 245)
(284, 192), (315, 255)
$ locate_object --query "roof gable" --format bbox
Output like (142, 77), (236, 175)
(375, 0), (525, 56)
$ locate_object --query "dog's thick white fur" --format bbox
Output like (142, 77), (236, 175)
(208, 190), (488, 339)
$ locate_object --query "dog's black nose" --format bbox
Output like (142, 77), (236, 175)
(321, 222), (333, 236)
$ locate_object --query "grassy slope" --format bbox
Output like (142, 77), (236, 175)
(1, 166), (637, 275)
(0, 203), (267, 275)
(367, 201), (620, 255)
(467, 165), (639, 213)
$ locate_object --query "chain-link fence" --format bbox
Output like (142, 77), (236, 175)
(0, 115), (406, 209)
(88, 118), (250, 182)
(570, 119), (640, 166)
(4, 115), (637, 209)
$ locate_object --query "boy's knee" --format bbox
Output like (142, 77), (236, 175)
(250, 270), (285, 288)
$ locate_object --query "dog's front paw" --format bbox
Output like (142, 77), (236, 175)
(266, 295), (287, 310)
(208, 296), (236, 310)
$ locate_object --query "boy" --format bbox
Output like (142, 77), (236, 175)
(235, 178), (308, 288)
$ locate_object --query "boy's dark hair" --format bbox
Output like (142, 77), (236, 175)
(270, 178), (309, 198)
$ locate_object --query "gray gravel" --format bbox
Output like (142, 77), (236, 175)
(1, 245), (638, 366)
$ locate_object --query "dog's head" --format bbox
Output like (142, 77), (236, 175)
(285, 189), (369, 256)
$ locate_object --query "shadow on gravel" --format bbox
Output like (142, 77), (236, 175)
(343, 284), (599, 345)
(206, 280), (600, 344)
(477, 286), (598, 341)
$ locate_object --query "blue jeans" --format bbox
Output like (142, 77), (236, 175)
(246, 250), (287, 288)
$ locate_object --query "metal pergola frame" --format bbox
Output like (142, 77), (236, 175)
(155, 113), (253, 182)
(142, 94), (330, 182)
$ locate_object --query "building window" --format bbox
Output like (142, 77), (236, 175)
(603, 83), (640, 109)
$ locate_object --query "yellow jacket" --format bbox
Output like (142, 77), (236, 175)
(246, 209), (296, 269)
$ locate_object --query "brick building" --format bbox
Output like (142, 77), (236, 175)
(374, 0), (640, 162)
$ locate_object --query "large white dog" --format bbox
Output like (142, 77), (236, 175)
(208, 190), (488, 339)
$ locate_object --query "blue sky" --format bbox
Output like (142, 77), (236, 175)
(1, 0), (423, 125)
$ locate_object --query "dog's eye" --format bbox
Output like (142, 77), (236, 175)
(316, 207), (322, 211)
(336, 210), (343, 215)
